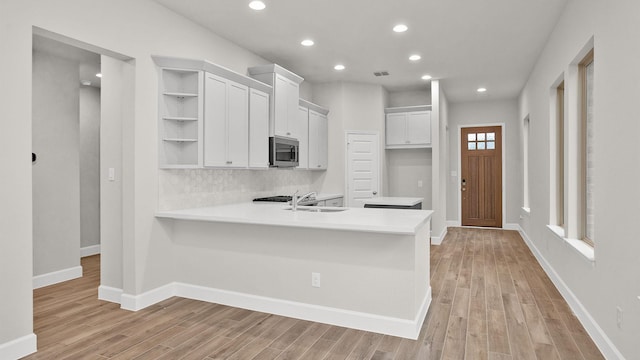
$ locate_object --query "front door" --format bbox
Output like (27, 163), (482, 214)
(461, 126), (502, 227)
(346, 132), (379, 207)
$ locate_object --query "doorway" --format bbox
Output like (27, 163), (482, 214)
(460, 125), (503, 227)
(31, 28), (134, 304)
(345, 132), (380, 207)
(31, 35), (102, 286)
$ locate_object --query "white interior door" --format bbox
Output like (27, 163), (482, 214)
(346, 132), (379, 207)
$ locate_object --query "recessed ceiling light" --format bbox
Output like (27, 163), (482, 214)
(421, 74), (432, 80)
(409, 54), (421, 61)
(248, 1), (266, 10)
(95, 73), (102, 78)
(393, 24), (408, 33)
(477, 87), (487, 93)
(334, 64), (345, 71)
(301, 39), (314, 47)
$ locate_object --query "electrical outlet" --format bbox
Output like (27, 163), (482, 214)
(616, 306), (623, 329)
(418, 180), (423, 188)
(311, 272), (321, 288)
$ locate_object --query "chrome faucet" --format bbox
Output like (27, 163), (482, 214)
(297, 191), (317, 205)
(291, 190), (299, 211)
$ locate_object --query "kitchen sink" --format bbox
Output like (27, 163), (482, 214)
(285, 207), (348, 213)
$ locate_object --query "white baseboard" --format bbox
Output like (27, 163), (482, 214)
(446, 220), (460, 227)
(121, 283), (175, 311)
(503, 223), (520, 231)
(119, 281), (431, 339)
(431, 226), (448, 245)
(80, 244), (101, 257)
(98, 285), (123, 304)
(0, 333), (37, 360)
(33, 266), (82, 289)
(516, 225), (625, 360)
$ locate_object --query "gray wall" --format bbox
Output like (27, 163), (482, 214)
(518, 0), (640, 357)
(388, 89), (431, 107)
(31, 49), (81, 276)
(446, 99), (521, 225)
(79, 86), (100, 249)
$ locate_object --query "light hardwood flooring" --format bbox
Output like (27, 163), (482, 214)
(23, 228), (604, 359)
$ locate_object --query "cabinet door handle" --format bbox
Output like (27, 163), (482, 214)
(226, 161), (232, 164)
(317, 165), (321, 168)
(287, 132), (291, 135)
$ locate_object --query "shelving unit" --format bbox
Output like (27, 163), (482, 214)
(158, 68), (203, 168)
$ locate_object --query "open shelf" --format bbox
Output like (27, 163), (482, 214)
(158, 68), (203, 168)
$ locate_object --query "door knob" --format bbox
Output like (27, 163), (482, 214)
(373, 191), (378, 195)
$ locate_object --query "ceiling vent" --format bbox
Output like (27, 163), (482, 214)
(373, 71), (389, 77)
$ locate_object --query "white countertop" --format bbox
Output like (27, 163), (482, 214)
(156, 202), (432, 235)
(361, 197), (424, 207)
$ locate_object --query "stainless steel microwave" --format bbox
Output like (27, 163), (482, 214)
(269, 136), (299, 167)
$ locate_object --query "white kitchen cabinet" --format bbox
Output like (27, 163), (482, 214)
(299, 99), (329, 170)
(297, 106), (309, 169)
(248, 64), (304, 139)
(204, 73), (249, 168)
(385, 106), (432, 149)
(158, 68), (203, 168)
(249, 88), (270, 168)
(308, 110), (328, 170)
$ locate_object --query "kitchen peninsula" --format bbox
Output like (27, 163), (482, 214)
(155, 203), (433, 339)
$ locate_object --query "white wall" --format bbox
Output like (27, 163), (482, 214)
(518, 0), (640, 358)
(388, 89), (431, 107)
(430, 81), (449, 241)
(312, 82), (389, 196)
(79, 86), (100, 249)
(387, 149), (432, 208)
(0, 0), (277, 355)
(31, 48), (81, 276)
(446, 99), (521, 224)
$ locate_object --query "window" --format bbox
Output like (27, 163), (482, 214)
(580, 50), (595, 245)
(556, 82), (565, 228)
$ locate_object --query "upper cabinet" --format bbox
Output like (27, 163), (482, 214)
(248, 88), (270, 169)
(154, 56), (272, 169)
(203, 73), (249, 168)
(385, 105), (432, 149)
(248, 64), (304, 139)
(299, 99), (329, 170)
(158, 68), (204, 168)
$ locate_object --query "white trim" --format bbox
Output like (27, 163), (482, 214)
(176, 282), (431, 340)
(431, 225), (448, 245)
(517, 225), (625, 360)
(546, 225), (595, 263)
(457, 123), (507, 228)
(0, 333), (37, 360)
(33, 266), (82, 289)
(98, 285), (123, 304)
(504, 223), (520, 231)
(344, 131), (381, 207)
(116, 282), (431, 340)
(120, 283), (175, 311)
(80, 244), (101, 257)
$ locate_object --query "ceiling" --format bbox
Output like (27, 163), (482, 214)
(33, 35), (101, 88)
(157, 0), (567, 103)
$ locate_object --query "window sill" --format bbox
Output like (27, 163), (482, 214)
(546, 225), (595, 263)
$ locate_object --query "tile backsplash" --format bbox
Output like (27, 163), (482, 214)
(159, 169), (318, 210)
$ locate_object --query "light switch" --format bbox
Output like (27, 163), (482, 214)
(451, 171), (457, 177)
(108, 168), (115, 181)
(418, 180), (423, 188)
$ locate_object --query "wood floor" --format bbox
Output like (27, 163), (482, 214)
(24, 228), (604, 360)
